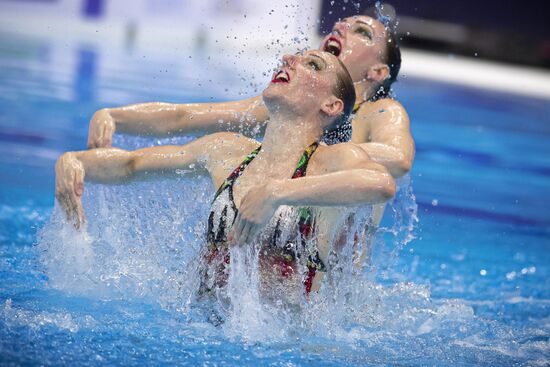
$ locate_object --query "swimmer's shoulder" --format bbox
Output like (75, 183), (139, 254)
(356, 97), (405, 115)
(356, 98), (409, 126)
(310, 142), (370, 174)
(198, 132), (260, 183)
(200, 132), (260, 160)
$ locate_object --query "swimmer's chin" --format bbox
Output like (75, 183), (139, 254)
(261, 86), (276, 102)
(262, 87), (286, 108)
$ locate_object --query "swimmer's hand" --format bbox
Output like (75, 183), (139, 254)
(55, 152), (86, 229)
(229, 182), (280, 245)
(88, 109), (115, 148)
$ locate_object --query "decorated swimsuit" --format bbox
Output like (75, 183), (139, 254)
(204, 142), (326, 294)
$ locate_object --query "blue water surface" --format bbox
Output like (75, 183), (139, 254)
(0, 31), (549, 366)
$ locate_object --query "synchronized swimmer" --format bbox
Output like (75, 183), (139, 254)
(87, 16), (414, 180)
(55, 15), (415, 294)
(55, 51), (395, 293)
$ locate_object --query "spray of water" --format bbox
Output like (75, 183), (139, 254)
(37, 170), (419, 335)
(37, 176), (211, 311)
(34, 171), (548, 364)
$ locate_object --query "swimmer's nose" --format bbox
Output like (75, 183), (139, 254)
(333, 21), (347, 37)
(282, 54), (298, 68)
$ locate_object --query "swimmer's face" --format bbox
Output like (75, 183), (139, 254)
(263, 51), (344, 122)
(321, 16), (388, 83)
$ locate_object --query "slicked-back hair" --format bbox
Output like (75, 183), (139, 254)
(322, 58), (356, 145)
(381, 28), (401, 93)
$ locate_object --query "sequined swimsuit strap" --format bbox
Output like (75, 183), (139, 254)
(212, 145), (261, 202)
(291, 142), (318, 179)
(289, 143), (326, 292)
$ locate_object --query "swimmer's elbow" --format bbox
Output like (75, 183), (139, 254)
(355, 170), (396, 204)
(392, 155), (413, 178)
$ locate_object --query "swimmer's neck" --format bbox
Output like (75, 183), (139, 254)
(354, 79), (382, 103)
(260, 113), (323, 161)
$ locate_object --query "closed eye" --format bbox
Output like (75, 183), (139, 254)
(308, 60), (321, 71)
(355, 26), (373, 39)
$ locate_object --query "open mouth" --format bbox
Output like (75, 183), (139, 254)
(271, 70), (290, 84)
(323, 36), (342, 57)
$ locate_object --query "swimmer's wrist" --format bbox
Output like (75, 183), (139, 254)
(269, 179), (288, 207)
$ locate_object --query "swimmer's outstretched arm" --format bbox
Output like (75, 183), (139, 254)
(55, 137), (218, 228)
(351, 99), (415, 178)
(230, 145), (396, 244)
(87, 95), (268, 148)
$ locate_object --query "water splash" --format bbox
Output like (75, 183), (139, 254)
(222, 243), (294, 342)
(37, 176), (212, 311)
(33, 169), (549, 364)
(374, 2), (398, 31)
(372, 175), (419, 280)
(36, 172), (421, 328)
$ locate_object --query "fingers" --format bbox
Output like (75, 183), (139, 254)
(87, 131), (101, 149)
(73, 164), (85, 196)
(226, 215), (238, 244)
(229, 214), (245, 245)
(87, 121), (101, 149)
(55, 155), (86, 230)
(239, 222), (253, 244)
(102, 120), (114, 148)
(87, 127), (96, 149)
(56, 191), (72, 220)
(57, 190), (80, 227)
(75, 203), (86, 229)
(65, 189), (83, 229)
(72, 169), (86, 228)
(87, 110), (115, 149)
(56, 190), (85, 229)
(228, 213), (258, 245)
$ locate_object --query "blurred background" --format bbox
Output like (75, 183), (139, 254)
(0, 1), (549, 365)
(1, 0), (549, 104)
(3, 0), (550, 67)
(321, 0), (550, 68)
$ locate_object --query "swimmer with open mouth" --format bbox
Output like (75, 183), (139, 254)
(56, 50), (396, 294)
(87, 15), (413, 179)
(85, 13), (414, 267)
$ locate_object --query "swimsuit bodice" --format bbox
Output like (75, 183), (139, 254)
(205, 142), (326, 293)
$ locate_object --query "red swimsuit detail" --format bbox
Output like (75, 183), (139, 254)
(205, 142), (326, 293)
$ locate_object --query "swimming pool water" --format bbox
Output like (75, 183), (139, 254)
(0, 31), (549, 366)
